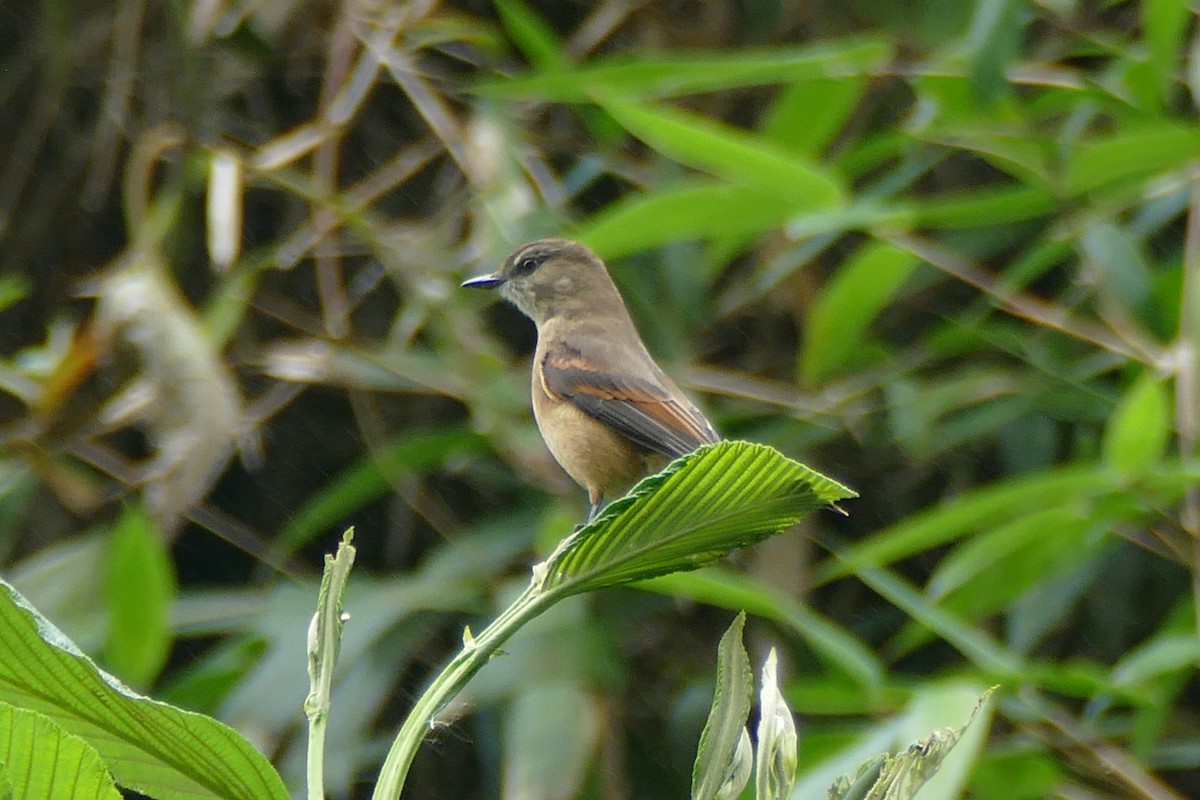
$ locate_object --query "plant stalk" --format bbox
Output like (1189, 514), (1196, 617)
(371, 580), (557, 799)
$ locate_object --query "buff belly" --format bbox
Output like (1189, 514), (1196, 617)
(532, 381), (647, 503)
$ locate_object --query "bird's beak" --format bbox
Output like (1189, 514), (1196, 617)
(461, 273), (506, 290)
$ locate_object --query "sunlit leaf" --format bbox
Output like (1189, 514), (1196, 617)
(578, 182), (800, 260)
(599, 99), (845, 206)
(1102, 372), (1171, 474)
(763, 77), (867, 157)
(474, 40), (891, 101)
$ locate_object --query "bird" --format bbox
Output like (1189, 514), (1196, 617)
(462, 238), (720, 522)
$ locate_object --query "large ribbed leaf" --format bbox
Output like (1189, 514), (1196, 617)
(372, 442), (854, 799)
(536, 441), (855, 595)
(0, 580), (289, 800)
(0, 703), (121, 800)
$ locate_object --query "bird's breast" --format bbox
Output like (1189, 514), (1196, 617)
(531, 362), (646, 500)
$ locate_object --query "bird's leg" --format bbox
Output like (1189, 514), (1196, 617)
(581, 488), (605, 527)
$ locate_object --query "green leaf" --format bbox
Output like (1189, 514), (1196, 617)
(0, 703), (121, 800)
(963, 0), (1022, 106)
(640, 568), (884, 688)
(1064, 124), (1200, 195)
(0, 579), (289, 800)
(577, 182), (801, 260)
(1080, 221), (1154, 322)
(536, 441), (855, 595)
(910, 185), (1057, 228)
(692, 612), (753, 800)
(103, 505), (175, 687)
(1112, 632), (1200, 690)
(1143, 0), (1189, 105)
(276, 428), (487, 555)
(599, 99), (845, 206)
(856, 569), (1024, 676)
(755, 649), (798, 800)
(1102, 373), (1170, 473)
(814, 464), (1129, 584)
(802, 240), (918, 385)
(494, 0), (563, 69)
(0, 274), (30, 313)
(503, 683), (600, 800)
(827, 689), (994, 800)
(474, 40), (891, 101)
(763, 77), (867, 156)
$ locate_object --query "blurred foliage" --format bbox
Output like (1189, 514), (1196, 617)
(1, 0), (1199, 798)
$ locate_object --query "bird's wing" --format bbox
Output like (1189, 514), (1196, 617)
(540, 342), (719, 458)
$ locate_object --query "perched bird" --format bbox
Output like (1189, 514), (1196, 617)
(463, 238), (720, 521)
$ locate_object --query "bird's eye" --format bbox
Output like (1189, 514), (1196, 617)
(515, 256), (538, 275)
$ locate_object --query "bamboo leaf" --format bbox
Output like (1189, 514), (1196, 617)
(474, 40), (891, 101)
(599, 99), (845, 206)
(577, 182), (800, 260)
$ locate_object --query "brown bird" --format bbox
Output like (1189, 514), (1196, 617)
(463, 239), (720, 521)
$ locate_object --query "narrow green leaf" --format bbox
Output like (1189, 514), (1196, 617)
(103, 504), (175, 687)
(503, 683), (600, 800)
(1102, 373), (1170, 473)
(802, 240), (918, 385)
(276, 428), (487, 555)
(814, 464), (1127, 585)
(1080, 221), (1153, 321)
(692, 612), (753, 800)
(0, 703), (121, 800)
(1143, 0), (1189, 104)
(537, 441), (855, 595)
(755, 649), (798, 800)
(763, 77), (867, 156)
(0, 580), (289, 800)
(640, 568), (884, 688)
(0, 274), (31, 313)
(964, 0), (1021, 105)
(474, 40), (891, 101)
(577, 183), (800, 260)
(856, 569), (1024, 676)
(1113, 633), (1200, 690)
(910, 185), (1057, 228)
(1064, 124), (1200, 195)
(600, 99), (845, 206)
(494, 0), (564, 69)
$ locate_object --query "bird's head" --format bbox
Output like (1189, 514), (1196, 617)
(462, 238), (621, 325)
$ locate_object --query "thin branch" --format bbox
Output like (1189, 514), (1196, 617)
(885, 233), (1166, 367)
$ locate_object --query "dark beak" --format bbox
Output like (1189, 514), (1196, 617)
(461, 273), (506, 290)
